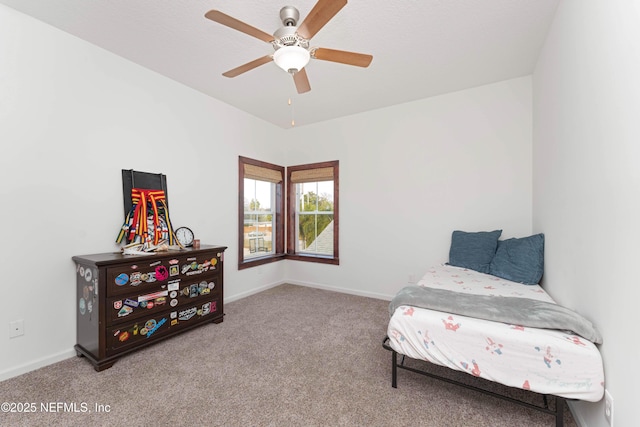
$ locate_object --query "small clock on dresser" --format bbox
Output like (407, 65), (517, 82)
(174, 226), (194, 247)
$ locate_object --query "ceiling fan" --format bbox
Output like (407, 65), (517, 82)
(204, 0), (373, 94)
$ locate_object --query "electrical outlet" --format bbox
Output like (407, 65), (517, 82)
(604, 389), (614, 426)
(9, 320), (24, 338)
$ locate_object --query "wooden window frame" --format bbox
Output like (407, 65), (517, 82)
(238, 156), (285, 270)
(238, 157), (339, 269)
(286, 160), (339, 265)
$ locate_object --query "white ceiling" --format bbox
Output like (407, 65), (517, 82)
(0, 0), (560, 129)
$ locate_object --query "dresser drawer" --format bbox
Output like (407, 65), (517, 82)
(106, 250), (223, 297)
(106, 296), (221, 354)
(106, 277), (221, 325)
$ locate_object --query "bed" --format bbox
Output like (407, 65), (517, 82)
(383, 231), (604, 426)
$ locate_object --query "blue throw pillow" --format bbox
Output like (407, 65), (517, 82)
(489, 234), (545, 285)
(448, 230), (502, 274)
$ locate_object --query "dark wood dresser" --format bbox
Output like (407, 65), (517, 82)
(73, 245), (227, 371)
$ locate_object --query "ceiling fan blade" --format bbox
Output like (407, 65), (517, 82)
(297, 0), (347, 40)
(222, 55), (273, 78)
(205, 10), (274, 43)
(313, 47), (373, 67)
(293, 68), (311, 94)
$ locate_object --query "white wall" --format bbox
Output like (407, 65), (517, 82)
(533, 0), (640, 426)
(0, 5), (286, 380)
(283, 77), (534, 299)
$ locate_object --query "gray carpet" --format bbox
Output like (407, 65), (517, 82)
(0, 284), (577, 426)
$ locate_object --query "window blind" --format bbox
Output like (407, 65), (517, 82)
(290, 167), (334, 183)
(244, 164), (282, 183)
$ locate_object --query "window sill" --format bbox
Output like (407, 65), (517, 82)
(238, 253), (286, 270)
(285, 254), (339, 265)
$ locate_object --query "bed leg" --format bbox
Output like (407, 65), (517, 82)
(555, 397), (565, 427)
(392, 350), (398, 388)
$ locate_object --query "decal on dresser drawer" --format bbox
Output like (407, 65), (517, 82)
(108, 298), (219, 351)
(155, 265), (169, 281)
(176, 300), (217, 322)
(107, 278), (219, 324)
(145, 318), (166, 338)
(169, 265), (180, 277)
(182, 256), (217, 276)
(124, 298), (139, 307)
(118, 306), (133, 317)
(115, 273), (129, 286)
(138, 290), (169, 302)
(180, 280), (215, 298)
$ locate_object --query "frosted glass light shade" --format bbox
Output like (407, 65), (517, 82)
(273, 46), (310, 73)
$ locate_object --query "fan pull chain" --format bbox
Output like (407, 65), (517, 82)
(289, 97), (295, 127)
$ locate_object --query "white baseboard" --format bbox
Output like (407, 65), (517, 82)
(223, 280), (283, 303)
(285, 279), (394, 301)
(0, 348), (76, 382)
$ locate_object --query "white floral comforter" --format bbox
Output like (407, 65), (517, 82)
(387, 264), (605, 401)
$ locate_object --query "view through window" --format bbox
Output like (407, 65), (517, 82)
(243, 178), (275, 258)
(295, 180), (334, 256)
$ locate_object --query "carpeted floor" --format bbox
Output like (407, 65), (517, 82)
(0, 284), (577, 426)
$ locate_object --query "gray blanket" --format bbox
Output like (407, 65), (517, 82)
(389, 286), (602, 344)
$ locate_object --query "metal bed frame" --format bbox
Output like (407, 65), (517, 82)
(382, 336), (567, 427)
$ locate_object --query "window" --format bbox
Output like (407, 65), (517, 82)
(238, 157), (338, 269)
(287, 161), (339, 265)
(238, 157), (285, 269)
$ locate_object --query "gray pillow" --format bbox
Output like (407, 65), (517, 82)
(489, 234), (545, 285)
(448, 230), (502, 274)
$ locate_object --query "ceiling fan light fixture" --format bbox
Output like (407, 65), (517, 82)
(273, 46), (310, 74)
